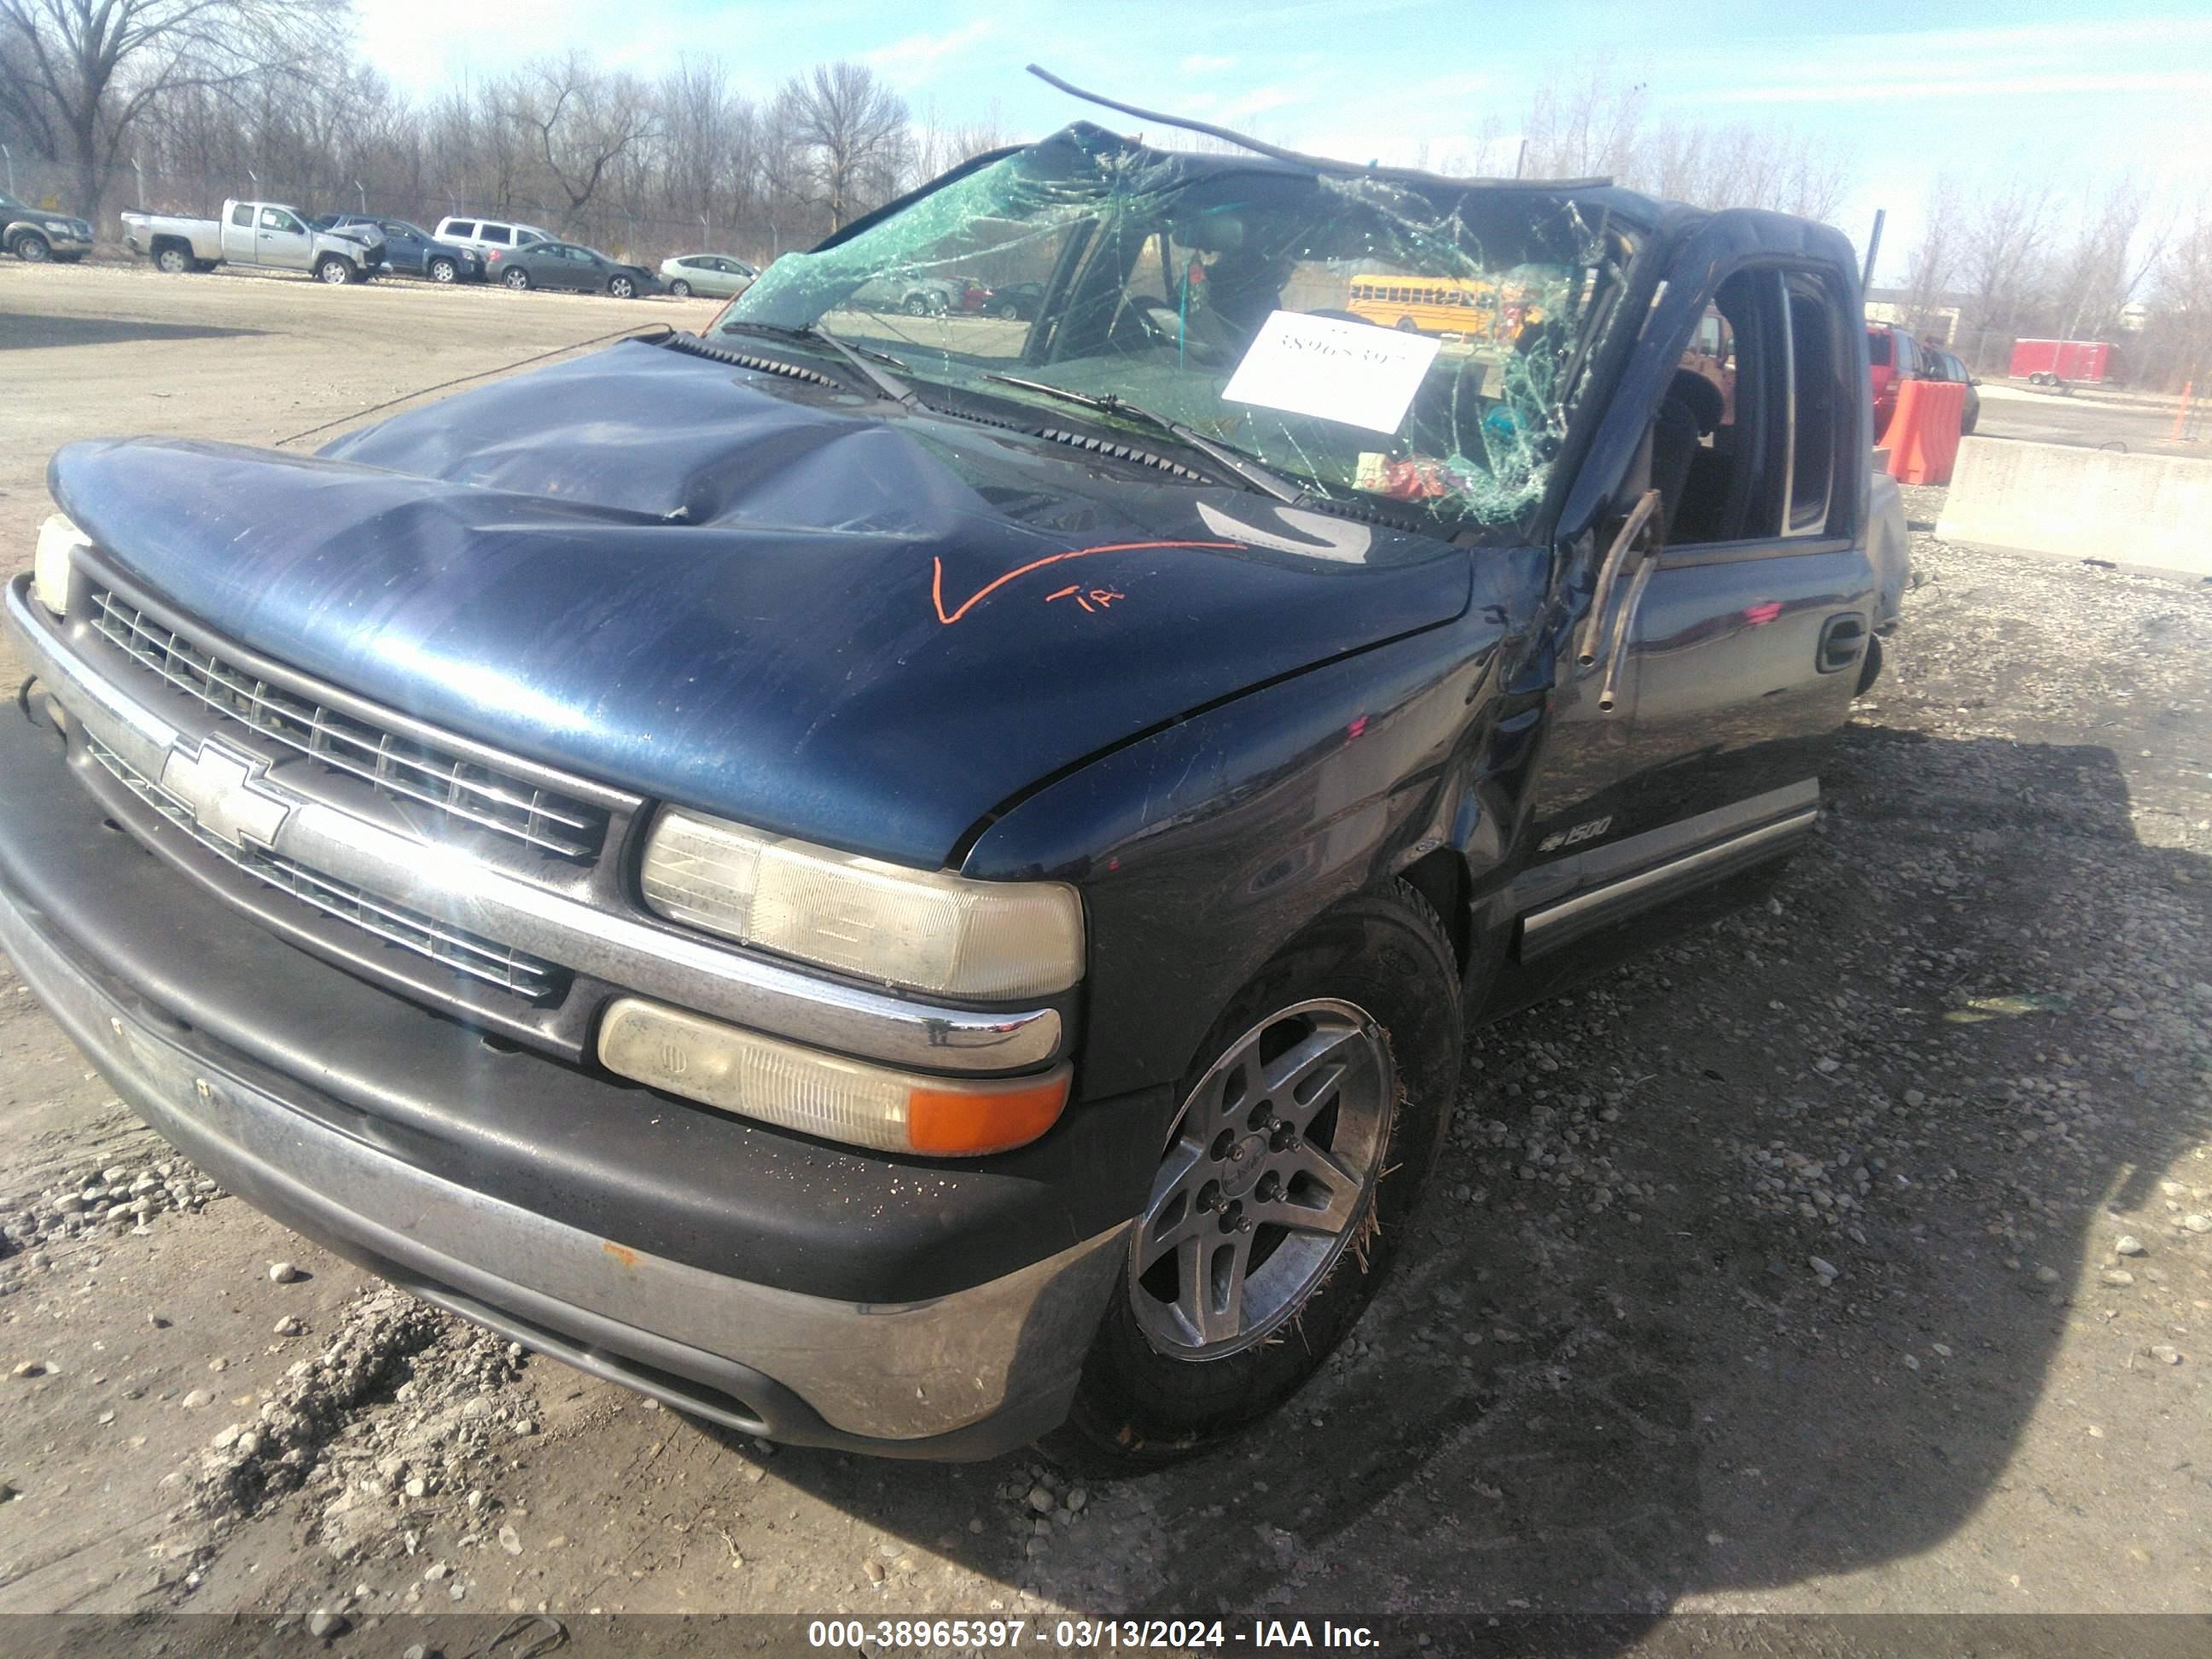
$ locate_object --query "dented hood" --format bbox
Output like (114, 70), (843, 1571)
(48, 340), (1473, 866)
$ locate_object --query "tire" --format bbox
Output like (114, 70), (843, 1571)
(998, 301), (1019, 320)
(1396, 316), (1420, 332)
(428, 258), (457, 284)
(316, 256), (354, 285)
(608, 275), (636, 299)
(1042, 880), (1464, 1472)
(14, 230), (50, 263)
(1959, 404), (1978, 437)
(154, 245), (191, 275)
(668, 278), (691, 297)
(503, 267), (531, 290)
(905, 292), (931, 316)
(1854, 631), (1884, 697)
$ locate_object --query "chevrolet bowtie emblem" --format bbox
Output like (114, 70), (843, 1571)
(159, 736), (297, 851)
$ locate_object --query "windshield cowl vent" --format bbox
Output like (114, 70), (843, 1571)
(1037, 427), (1209, 482)
(660, 332), (840, 389)
(723, 352), (838, 389)
(1295, 492), (1432, 535)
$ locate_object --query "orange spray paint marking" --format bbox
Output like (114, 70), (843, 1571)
(932, 540), (1240, 626)
(602, 1241), (638, 1270)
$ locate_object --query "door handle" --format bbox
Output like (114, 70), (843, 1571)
(1818, 614), (1867, 673)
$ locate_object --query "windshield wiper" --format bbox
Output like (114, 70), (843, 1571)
(718, 320), (915, 405)
(982, 374), (1305, 504)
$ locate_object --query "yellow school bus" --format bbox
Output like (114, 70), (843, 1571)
(1347, 274), (1539, 340)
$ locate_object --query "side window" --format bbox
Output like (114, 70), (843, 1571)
(1865, 329), (1891, 369)
(1663, 269), (1784, 547)
(259, 207), (296, 232)
(481, 225), (512, 246)
(1783, 274), (1844, 538)
(446, 220), (476, 239)
(1895, 333), (1921, 377)
(230, 204), (255, 228)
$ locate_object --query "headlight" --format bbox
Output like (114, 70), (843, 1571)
(599, 996), (1070, 1155)
(34, 512), (89, 616)
(640, 807), (1084, 999)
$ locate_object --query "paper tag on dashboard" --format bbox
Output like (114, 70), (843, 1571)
(1221, 310), (1442, 434)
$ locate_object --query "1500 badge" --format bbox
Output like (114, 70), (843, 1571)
(1538, 815), (1612, 853)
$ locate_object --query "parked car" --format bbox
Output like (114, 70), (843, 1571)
(432, 216), (552, 258)
(659, 253), (756, 299)
(487, 239), (659, 298)
(3, 123), (1902, 1469)
(119, 201), (383, 282)
(847, 268), (960, 315)
(313, 215), (485, 283)
(984, 279), (1045, 320)
(2, 191), (93, 263)
(1918, 343), (1981, 435)
(1865, 322), (1926, 434)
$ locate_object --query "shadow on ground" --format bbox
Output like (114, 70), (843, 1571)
(0, 314), (271, 351)
(690, 723), (2211, 1623)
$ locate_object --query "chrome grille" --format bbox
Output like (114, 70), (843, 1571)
(87, 589), (607, 860)
(88, 735), (567, 1002)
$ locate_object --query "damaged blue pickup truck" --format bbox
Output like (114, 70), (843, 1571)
(1, 117), (1906, 1467)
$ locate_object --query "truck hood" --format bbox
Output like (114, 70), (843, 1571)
(49, 339), (1478, 866)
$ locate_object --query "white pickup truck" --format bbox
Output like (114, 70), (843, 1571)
(119, 200), (386, 284)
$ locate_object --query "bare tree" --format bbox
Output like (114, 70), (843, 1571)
(1901, 175), (1963, 335)
(1953, 172), (2057, 370)
(0, 0), (346, 224)
(515, 52), (657, 224)
(2048, 174), (2166, 342)
(778, 60), (908, 230)
(1521, 63), (1647, 181)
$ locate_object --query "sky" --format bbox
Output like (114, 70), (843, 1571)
(350, 0), (2212, 286)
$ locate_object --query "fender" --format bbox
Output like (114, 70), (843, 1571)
(963, 546), (1549, 1100)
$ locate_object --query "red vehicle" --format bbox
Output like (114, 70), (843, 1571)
(1866, 323), (1926, 433)
(2009, 339), (2116, 385)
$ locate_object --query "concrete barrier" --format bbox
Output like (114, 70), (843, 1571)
(1935, 437), (2212, 578)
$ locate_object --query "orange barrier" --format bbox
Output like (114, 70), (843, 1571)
(1877, 379), (1967, 486)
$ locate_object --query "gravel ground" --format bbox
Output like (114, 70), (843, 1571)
(1, 265), (2209, 1640)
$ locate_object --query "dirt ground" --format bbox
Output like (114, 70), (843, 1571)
(2, 261), (2209, 1646)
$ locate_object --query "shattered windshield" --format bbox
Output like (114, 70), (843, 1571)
(717, 122), (1638, 533)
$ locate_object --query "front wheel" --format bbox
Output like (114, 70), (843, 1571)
(155, 246), (191, 274)
(668, 278), (691, 297)
(998, 301), (1019, 320)
(316, 256), (354, 285)
(503, 267), (531, 289)
(428, 257), (457, 283)
(608, 275), (636, 299)
(14, 231), (51, 263)
(905, 292), (932, 316)
(1043, 881), (1464, 1471)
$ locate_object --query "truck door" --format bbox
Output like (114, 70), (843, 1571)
(253, 206), (312, 270)
(1517, 259), (1874, 959)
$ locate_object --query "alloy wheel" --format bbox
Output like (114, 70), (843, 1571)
(1129, 998), (1392, 1357)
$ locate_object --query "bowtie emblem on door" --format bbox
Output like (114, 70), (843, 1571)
(158, 736), (297, 851)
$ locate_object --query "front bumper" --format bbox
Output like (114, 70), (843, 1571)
(0, 679), (1150, 1458)
(16, 223), (91, 255)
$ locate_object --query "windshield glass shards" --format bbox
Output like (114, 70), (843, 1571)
(717, 122), (1640, 533)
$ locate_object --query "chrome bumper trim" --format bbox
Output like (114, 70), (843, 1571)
(0, 870), (1124, 1443)
(6, 575), (1064, 1073)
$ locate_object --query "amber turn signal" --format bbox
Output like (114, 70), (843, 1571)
(597, 995), (1070, 1156)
